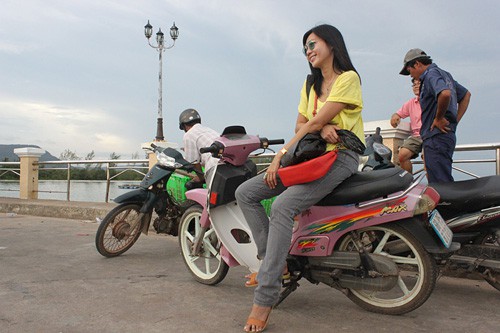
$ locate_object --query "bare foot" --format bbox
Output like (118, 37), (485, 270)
(243, 304), (271, 332)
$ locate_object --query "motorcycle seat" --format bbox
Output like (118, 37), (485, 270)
(431, 175), (500, 216)
(316, 167), (413, 206)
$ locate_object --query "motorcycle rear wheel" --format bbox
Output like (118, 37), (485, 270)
(337, 224), (438, 315)
(178, 204), (229, 285)
(475, 231), (500, 291)
(95, 203), (143, 257)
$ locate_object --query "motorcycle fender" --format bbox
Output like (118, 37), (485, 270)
(220, 245), (240, 267)
(114, 189), (157, 215)
(394, 216), (456, 254)
(113, 189), (149, 204)
(186, 189), (210, 228)
(140, 164), (172, 188)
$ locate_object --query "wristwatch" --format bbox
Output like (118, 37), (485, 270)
(280, 148), (288, 155)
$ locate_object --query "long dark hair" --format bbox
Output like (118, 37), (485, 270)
(303, 24), (360, 97)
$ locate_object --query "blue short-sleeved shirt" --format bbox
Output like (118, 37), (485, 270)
(419, 63), (468, 140)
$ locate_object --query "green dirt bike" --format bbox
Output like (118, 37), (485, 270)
(95, 144), (196, 257)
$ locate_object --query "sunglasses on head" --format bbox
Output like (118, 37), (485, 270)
(303, 40), (317, 55)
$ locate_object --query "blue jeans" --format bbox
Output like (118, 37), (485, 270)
(423, 133), (456, 183)
(235, 150), (358, 307)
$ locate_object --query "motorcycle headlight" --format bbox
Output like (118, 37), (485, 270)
(156, 152), (182, 168)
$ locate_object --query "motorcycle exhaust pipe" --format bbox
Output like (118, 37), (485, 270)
(447, 206), (500, 230)
(449, 244), (500, 270)
(449, 255), (500, 270)
(308, 252), (399, 291)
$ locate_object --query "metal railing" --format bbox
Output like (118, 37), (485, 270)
(1, 142), (499, 201)
(42, 153), (273, 201)
(0, 162), (20, 178)
(412, 142), (500, 178)
(35, 159), (150, 202)
(0, 162), (21, 193)
(454, 143), (500, 176)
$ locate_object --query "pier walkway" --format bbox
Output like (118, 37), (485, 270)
(0, 197), (116, 221)
(0, 199), (499, 332)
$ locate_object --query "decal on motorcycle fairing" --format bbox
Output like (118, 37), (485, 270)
(380, 203), (408, 215)
(307, 208), (381, 234)
(298, 238), (320, 249)
(307, 198), (407, 235)
(298, 238), (320, 253)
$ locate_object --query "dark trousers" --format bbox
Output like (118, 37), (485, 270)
(423, 133), (456, 183)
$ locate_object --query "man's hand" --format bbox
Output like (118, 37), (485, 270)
(431, 117), (451, 133)
(185, 179), (204, 190)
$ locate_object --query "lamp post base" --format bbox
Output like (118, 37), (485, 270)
(155, 117), (164, 141)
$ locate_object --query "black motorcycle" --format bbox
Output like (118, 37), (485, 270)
(95, 144), (195, 257)
(359, 132), (500, 291)
(432, 177), (500, 291)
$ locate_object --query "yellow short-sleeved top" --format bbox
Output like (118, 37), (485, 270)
(298, 70), (365, 151)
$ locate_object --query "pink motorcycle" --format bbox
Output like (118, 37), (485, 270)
(178, 126), (457, 315)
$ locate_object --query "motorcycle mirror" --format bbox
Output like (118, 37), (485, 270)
(373, 142), (392, 162)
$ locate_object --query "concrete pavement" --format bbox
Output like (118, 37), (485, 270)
(0, 212), (499, 333)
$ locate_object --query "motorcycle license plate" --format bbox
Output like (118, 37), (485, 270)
(429, 210), (453, 248)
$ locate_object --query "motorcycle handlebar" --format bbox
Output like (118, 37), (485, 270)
(199, 144), (220, 155)
(267, 139), (285, 145)
(200, 141), (225, 159)
(259, 138), (284, 149)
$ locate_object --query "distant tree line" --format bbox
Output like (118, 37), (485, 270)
(0, 149), (147, 181)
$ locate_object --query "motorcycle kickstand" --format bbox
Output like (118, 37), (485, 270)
(274, 274), (300, 308)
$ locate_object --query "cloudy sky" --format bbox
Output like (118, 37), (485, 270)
(0, 0), (498, 159)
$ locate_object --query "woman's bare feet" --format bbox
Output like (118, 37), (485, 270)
(243, 304), (272, 332)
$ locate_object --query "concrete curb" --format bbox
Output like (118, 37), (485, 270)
(0, 197), (116, 221)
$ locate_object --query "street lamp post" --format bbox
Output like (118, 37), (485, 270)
(144, 20), (179, 141)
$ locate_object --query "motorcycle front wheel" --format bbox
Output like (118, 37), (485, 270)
(95, 203), (144, 257)
(178, 204), (229, 285)
(337, 224), (438, 315)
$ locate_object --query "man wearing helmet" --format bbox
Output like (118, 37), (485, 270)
(179, 108), (220, 187)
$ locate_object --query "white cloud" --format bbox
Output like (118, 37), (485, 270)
(0, 41), (33, 54)
(0, 97), (139, 157)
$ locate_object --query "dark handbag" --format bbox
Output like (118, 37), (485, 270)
(337, 129), (366, 155)
(280, 132), (326, 167)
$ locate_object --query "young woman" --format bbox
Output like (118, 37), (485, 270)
(235, 24), (364, 332)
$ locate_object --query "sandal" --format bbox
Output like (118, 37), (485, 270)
(244, 306), (271, 332)
(244, 272), (258, 288)
(244, 272), (291, 288)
